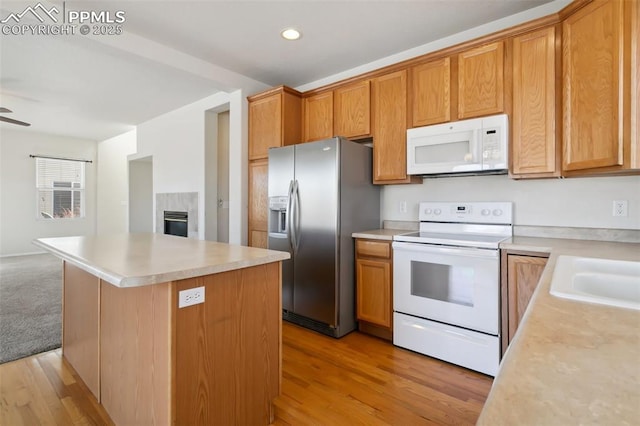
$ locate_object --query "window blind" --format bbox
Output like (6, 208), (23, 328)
(35, 158), (85, 219)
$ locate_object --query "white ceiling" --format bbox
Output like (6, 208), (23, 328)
(0, 0), (561, 141)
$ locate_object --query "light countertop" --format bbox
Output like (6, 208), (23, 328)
(34, 233), (290, 288)
(479, 237), (640, 425)
(352, 229), (412, 241)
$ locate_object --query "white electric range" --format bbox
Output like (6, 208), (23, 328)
(392, 201), (513, 376)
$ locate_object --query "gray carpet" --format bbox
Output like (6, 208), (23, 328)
(0, 253), (62, 364)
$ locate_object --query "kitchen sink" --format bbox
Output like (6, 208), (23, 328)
(549, 255), (640, 311)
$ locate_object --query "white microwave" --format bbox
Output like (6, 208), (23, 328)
(406, 114), (508, 176)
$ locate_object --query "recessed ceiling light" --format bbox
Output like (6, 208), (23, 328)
(281, 28), (301, 41)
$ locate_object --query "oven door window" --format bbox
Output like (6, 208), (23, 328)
(411, 261), (474, 307)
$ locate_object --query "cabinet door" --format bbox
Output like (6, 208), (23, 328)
(248, 159), (268, 248)
(356, 258), (392, 328)
(512, 26), (560, 177)
(249, 94), (282, 160)
(506, 255), (547, 342)
(303, 92), (333, 142)
(334, 80), (370, 139)
(372, 70), (407, 183)
(410, 57), (451, 127)
(372, 70), (418, 184)
(458, 41), (504, 119)
(562, 0), (626, 172)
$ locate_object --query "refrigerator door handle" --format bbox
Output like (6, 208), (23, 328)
(287, 180), (295, 251)
(291, 180), (301, 254)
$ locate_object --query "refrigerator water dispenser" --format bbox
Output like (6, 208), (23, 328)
(268, 196), (288, 234)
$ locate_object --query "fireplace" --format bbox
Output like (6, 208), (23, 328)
(164, 211), (188, 237)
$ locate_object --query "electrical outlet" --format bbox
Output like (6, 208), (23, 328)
(179, 286), (205, 308)
(400, 201), (407, 214)
(612, 200), (628, 217)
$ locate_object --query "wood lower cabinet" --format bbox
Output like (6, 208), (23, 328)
(457, 41), (505, 119)
(372, 70), (420, 184)
(511, 26), (561, 178)
(174, 264), (281, 425)
(248, 159), (268, 248)
(355, 239), (393, 340)
(63, 261), (281, 426)
(303, 91), (333, 142)
(562, 0), (639, 175)
(501, 251), (549, 355)
(334, 80), (371, 139)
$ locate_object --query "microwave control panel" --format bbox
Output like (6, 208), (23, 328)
(481, 127), (503, 162)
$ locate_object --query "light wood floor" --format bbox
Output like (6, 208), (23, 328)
(0, 322), (492, 425)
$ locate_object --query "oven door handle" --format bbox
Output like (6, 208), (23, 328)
(392, 241), (498, 258)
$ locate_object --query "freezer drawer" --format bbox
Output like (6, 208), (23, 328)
(393, 312), (499, 376)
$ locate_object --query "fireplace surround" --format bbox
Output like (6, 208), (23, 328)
(155, 192), (198, 238)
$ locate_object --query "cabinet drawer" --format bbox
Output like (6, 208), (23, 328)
(356, 240), (390, 259)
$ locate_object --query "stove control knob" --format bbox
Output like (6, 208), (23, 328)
(481, 209), (491, 216)
(434, 208), (442, 215)
(493, 209), (503, 216)
(424, 208), (433, 215)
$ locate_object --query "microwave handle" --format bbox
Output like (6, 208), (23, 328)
(471, 129), (482, 162)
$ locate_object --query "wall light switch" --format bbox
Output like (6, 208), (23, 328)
(400, 201), (407, 214)
(179, 286), (205, 308)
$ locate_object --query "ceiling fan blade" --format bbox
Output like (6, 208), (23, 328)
(0, 107), (12, 113)
(0, 116), (31, 126)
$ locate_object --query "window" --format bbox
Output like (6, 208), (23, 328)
(36, 158), (85, 219)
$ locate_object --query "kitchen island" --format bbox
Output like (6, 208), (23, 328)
(34, 233), (290, 426)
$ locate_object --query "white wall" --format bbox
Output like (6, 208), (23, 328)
(134, 90), (249, 243)
(96, 130), (137, 234)
(382, 175), (640, 230)
(129, 158), (153, 232)
(135, 92), (229, 239)
(0, 129), (97, 256)
(228, 90), (248, 245)
(204, 110), (218, 241)
(217, 111), (230, 243)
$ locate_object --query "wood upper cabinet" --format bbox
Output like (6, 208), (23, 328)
(248, 86), (301, 248)
(458, 41), (505, 119)
(409, 57), (451, 127)
(248, 159), (268, 248)
(303, 91), (333, 142)
(248, 86), (302, 160)
(501, 252), (548, 355)
(562, 0), (638, 175)
(334, 80), (371, 139)
(372, 70), (420, 184)
(355, 239), (392, 339)
(511, 26), (561, 178)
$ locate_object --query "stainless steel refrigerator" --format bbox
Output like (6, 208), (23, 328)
(267, 137), (380, 337)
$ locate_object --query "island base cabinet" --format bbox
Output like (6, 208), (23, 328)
(62, 263), (100, 400)
(174, 262), (281, 425)
(62, 262), (282, 426)
(100, 280), (172, 426)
